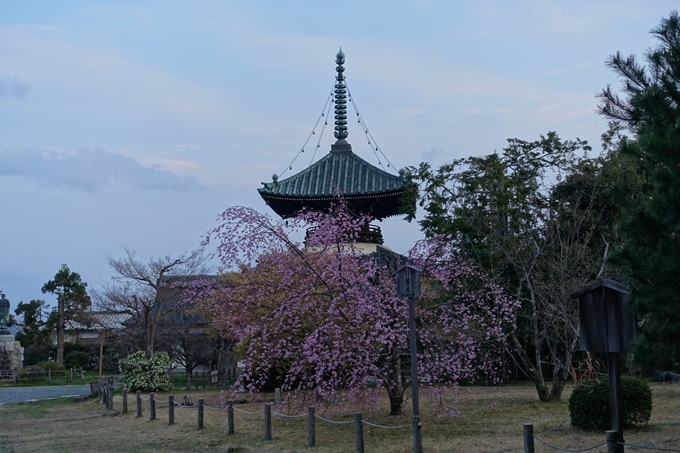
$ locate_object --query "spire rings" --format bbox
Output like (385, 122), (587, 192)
(333, 48), (349, 140)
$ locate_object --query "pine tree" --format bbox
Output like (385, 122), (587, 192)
(599, 11), (680, 373)
(42, 264), (91, 365)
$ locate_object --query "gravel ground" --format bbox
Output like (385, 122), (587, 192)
(0, 385), (92, 405)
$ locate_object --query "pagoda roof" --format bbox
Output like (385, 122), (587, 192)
(258, 142), (406, 219)
(257, 49), (412, 220)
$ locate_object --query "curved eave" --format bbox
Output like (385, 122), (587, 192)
(258, 187), (405, 220)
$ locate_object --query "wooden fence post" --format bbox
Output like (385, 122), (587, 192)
(524, 424), (534, 453)
(355, 412), (364, 453)
(202, 371), (206, 389)
(607, 430), (618, 453)
(70, 367), (74, 382)
(227, 402), (234, 435)
(275, 387), (281, 403)
(80, 367), (84, 380)
(48, 369), (51, 381)
(136, 390), (142, 417)
(264, 403), (272, 440)
(197, 398), (204, 430)
(307, 406), (315, 447)
(168, 396), (174, 426)
(106, 382), (113, 411)
(149, 392), (156, 421)
(122, 390), (128, 414)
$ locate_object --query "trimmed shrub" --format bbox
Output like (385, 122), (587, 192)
(64, 351), (91, 369)
(569, 376), (652, 429)
(119, 351), (173, 392)
(38, 361), (65, 372)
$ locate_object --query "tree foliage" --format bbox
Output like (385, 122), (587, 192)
(402, 132), (621, 402)
(41, 264), (91, 365)
(14, 299), (56, 365)
(193, 203), (518, 415)
(597, 11), (680, 373)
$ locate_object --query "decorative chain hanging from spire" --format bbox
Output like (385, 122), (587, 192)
(333, 48), (349, 142)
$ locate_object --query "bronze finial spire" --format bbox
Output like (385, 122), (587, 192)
(333, 48), (349, 142)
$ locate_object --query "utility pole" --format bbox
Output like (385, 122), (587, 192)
(98, 330), (105, 379)
(56, 291), (65, 365)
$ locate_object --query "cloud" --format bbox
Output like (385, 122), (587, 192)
(421, 147), (451, 164)
(0, 148), (203, 192)
(0, 76), (30, 98)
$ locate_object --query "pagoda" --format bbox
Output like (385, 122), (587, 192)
(258, 49), (411, 246)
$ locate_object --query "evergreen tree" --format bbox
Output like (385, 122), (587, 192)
(14, 299), (56, 364)
(599, 11), (680, 373)
(42, 264), (91, 365)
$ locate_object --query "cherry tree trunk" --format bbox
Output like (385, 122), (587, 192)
(388, 391), (404, 415)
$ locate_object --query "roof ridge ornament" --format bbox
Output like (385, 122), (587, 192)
(333, 48), (349, 143)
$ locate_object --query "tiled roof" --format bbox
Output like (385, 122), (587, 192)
(66, 312), (131, 331)
(259, 143), (404, 197)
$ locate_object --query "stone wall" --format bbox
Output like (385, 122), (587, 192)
(0, 337), (24, 380)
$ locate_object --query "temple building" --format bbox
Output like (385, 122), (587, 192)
(258, 49), (413, 252)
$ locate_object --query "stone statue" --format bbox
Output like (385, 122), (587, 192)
(0, 293), (10, 332)
(0, 292), (22, 378)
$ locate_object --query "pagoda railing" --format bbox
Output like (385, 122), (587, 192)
(305, 224), (384, 246)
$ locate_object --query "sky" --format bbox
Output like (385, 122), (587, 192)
(1, 0), (677, 310)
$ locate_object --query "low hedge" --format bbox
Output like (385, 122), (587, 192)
(568, 376), (652, 429)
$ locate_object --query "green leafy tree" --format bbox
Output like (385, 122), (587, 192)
(403, 133), (621, 402)
(598, 11), (680, 373)
(14, 299), (57, 364)
(41, 264), (91, 365)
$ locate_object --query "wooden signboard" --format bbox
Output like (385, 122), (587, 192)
(395, 265), (422, 299)
(569, 279), (635, 353)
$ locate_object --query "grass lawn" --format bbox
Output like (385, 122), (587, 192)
(0, 382), (678, 452)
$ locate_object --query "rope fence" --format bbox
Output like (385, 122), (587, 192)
(270, 409), (307, 419)
(313, 413), (354, 425)
(361, 420), (411, 429)
(524, 424), (680, 453)
(232, 406), (264, 415)
(91, 384), (680, 453)
(92, 385), (680, 453)
(103, 386), (419, 451)
(533, 434), (606, 452)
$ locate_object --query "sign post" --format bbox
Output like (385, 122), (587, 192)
(569, 279), (634, 453)
(395, 265), (423, 453)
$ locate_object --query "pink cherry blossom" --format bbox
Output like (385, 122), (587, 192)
(189, 199), (519, 416)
